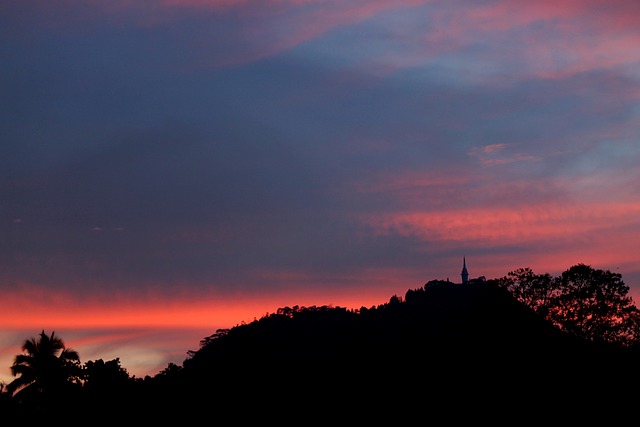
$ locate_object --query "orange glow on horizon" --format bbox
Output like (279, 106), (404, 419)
(0, 281), (403, 331)
(0, 283), (401, 384)
(0, 280), (407, 384)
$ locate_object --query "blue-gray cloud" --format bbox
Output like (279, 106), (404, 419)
(2, 0), (640, 301)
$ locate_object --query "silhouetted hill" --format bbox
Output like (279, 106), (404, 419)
(130, 280), (638, 423)
(13, 280), (637, 422)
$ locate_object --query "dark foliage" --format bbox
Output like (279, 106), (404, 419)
(137, 281), (640, 422)
(4, 330), (83, 413)
(3, 279), (640, 422)
(496, 263), (640, 345)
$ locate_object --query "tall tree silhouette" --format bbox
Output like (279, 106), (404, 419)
(6, 330), (82, 409)
(497, 264), (640, 346)
(550, 264), (640, 345)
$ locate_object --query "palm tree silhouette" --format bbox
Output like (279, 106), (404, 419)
(6, 330), (82, 409)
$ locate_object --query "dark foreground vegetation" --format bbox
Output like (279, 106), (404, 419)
(2, 263), (640, 421)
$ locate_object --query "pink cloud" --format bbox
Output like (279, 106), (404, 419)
(426, 0), (640, 79)
(360, 200), (640, 242)
(348, 170), (471, 195)
(267, 1), (640, 82)
(467, 144), (541, 166)
(10, 0), (640, 74)
(345, 169), (569, 215)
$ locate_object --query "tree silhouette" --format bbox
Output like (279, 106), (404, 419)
(497, 263), (640, 346)
(495, 267), (556, 318)
(6, 330), (82, 410)
(79, 357), (141, 416)
(82, 358), (133, 395)
(550, 264), (640, 345)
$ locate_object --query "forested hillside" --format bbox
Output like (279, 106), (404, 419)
(123, 279), (640, 422)
(3, 272), (640, 422)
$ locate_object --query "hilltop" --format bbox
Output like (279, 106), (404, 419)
(133, 280), (638, 422)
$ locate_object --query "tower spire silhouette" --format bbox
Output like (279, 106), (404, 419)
(461, 256), (469, 284)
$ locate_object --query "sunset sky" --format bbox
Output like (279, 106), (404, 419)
(2, 0), (640, 383)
